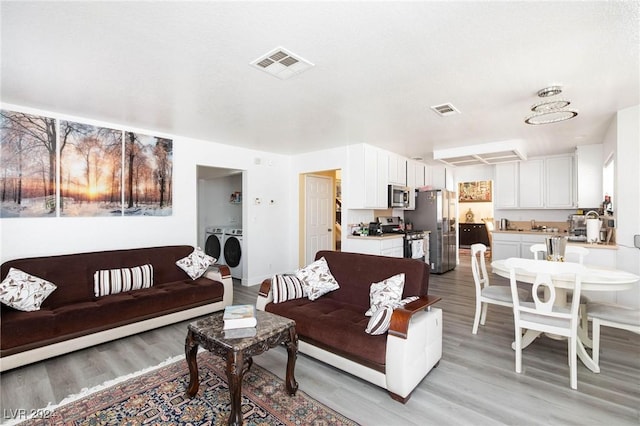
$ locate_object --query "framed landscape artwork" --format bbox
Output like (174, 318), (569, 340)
(0, 109), (173, 218)
(458, 180), (492, 202)
(0, 110), (57, 218)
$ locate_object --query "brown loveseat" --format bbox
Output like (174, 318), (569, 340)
(0, 245), (233, 372)
(256, 250), (442, 403)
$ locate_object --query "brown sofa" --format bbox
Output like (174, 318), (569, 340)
(0, 245), (233, 372)
(256, 250), (442, 403)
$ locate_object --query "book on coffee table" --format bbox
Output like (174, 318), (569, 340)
(223, 304), (257, 330)
(224, 327), (258, 339)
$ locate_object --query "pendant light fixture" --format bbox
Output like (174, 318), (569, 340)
(524, 86), (578, 125)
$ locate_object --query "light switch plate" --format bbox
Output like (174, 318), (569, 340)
(634, 234), (640, 249)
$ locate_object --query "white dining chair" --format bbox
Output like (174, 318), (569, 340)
(471, 243), (528, 334)
(529, 244), (591, 333)
(505, 257), (587, 389)
(587, 303), (640, 366)
(529, 244), (589, 263)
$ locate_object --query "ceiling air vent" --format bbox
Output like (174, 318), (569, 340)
(250, 47), (314, 80)
(430, 103), (460, 117)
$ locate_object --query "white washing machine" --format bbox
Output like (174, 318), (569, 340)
(204, 226), (227, 264)
(223, 228), (243, 279)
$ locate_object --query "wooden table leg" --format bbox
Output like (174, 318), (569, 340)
(226, 350), (244, 426)
(185, 330), (200, 397)
(284, 326), (299, 395)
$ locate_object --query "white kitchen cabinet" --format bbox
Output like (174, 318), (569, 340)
(428, 164), (455, 190)
(347, 236), (404, 258)
(494, 162), (519, 209)
(495, 155), (575, 209)
(545, 155), (575, 208)
(491, 233), (521, 260)
(518, 159), (544, 208)
(388, 153), (407, 186)
(348, 144), (389, 209)
(406, 160), (426, 211)
(407, 159), (426, 188)
(575, 144), (603, 208)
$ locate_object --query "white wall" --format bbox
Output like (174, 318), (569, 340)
(613, 105), (640, 308)
(0, 104), (293, 287)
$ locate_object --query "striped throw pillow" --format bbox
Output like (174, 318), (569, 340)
(365, 296), (420, 335)
(94, 264), (154, 297)
(272, 274), (307, 304)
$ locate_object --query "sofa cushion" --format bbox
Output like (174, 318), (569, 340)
(272, 274), (307, 303)
(0, 268), (57, 312)
(295, 257), (340, 301)
(365, 296), (419, 335)
(266, 298), (387, 371)
(365, 273), (405, 316)
(176, 247), (215, 280)
(0, 276), (224, 356)
(94, 264), (154, 297)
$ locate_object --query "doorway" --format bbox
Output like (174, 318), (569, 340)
(299, 169), (341, 266)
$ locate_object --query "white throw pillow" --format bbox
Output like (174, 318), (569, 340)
(365, 273), (405, 316)
(176, 247), (216, 280)
(0, 268), (57, 311)
(295, 257), (340, 301)
(272, 274), (307, 303)
(365, 296), (419, 335)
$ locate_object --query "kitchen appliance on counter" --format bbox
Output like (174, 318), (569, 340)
(404, 189), (456, 274)
(377, 216), (403, 234)
(568, 214), (587, 242)
(500, 218), (510, 230)
(388, 185), (410, 208)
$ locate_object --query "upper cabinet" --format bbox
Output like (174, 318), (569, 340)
(575, 144), (603, 208)
(388, 153), (407, 186)
(495, 154), (575, 209)
(518, 159), (545, 208)
(494, 162), (519, 208)
(347, 144), (389, 209)
(407, 159), (426, 188)
(545, 155), (575, 208)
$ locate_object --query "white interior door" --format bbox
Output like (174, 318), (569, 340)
(305, 175), (332, 265)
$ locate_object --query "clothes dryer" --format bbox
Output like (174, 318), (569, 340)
(223, 228), (243, 279)
(204, 226), (227, 264)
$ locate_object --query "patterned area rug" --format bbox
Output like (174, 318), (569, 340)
(18, 352), (358, 425)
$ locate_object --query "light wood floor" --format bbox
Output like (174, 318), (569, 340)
(2, 255), (639, 425)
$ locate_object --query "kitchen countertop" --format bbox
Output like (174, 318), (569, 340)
(347, 234), (404, 240)
(491, 229), (617, 249)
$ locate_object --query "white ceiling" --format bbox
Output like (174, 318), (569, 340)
(2, 1), (638, 162)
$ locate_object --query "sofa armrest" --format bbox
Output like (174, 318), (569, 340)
(389, 295), (441, 339)
(256, 278), (273, 311)
(204, 264), (233, 307)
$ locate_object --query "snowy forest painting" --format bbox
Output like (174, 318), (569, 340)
(124, 132), (173, 216)
(1, 109), (173, 218)
(0, 110), (57, 218)
(59, 121), (123, 217)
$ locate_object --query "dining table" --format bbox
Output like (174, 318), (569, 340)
(491, 258), (640, 373)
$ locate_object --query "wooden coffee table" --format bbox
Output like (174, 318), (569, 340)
(185, 309), (298, 426)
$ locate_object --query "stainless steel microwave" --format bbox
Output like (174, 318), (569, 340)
(388, 185), (410, 208)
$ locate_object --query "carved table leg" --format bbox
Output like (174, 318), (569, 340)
(226, 350), (244, 426)
(185, 330), (200, 397)
(284, 326), (299, 395)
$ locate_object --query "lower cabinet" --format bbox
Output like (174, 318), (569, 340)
(459, 223), (490, 248)
(491, 233), (548, 260)
(346, 236), (404, 258)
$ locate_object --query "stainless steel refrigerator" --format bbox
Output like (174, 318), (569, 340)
(404, 189), (457, 273)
